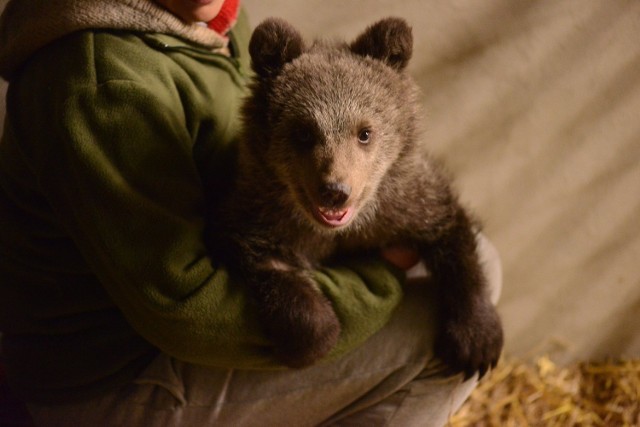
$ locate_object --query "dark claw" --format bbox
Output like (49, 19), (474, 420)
(436, 298), (504, 380)
(477, 364), (488, 380)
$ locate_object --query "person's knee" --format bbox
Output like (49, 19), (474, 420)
(476, 233), (502, 305)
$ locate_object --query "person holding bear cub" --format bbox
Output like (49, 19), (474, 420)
(0, 0), (502, 425)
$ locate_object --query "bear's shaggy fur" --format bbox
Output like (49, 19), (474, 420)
(206, 17), (503, 377)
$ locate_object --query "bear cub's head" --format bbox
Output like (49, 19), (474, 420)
(244, 17), (420, 232)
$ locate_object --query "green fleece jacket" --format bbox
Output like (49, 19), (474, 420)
(0, 0), (404, 403)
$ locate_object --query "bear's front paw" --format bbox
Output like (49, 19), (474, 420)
(272, 291), (341, 369)
(259, 274), (341, 369)
(435, 298), (503, 379)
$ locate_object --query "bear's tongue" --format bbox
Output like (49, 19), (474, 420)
(317, 207), (351, 226)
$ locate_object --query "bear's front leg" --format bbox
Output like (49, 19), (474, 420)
(420, 208), (504, 379)
(245, 261), (341, 368)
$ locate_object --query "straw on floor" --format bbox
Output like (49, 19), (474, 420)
(448, 357), (640, 426)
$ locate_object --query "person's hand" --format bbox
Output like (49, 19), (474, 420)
(381, 245), (421, 270)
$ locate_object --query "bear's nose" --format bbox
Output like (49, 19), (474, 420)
(319, 182), (351, 208)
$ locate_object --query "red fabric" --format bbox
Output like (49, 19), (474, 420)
(208, 0), (240, 35)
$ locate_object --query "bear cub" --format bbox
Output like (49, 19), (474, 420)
(206, 17), (503, 378)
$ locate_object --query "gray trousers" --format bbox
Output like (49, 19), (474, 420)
(28, 235), (502, 427)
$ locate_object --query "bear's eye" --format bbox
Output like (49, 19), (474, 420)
(358, 128), (372, 144)
(293, 126), (315, 148)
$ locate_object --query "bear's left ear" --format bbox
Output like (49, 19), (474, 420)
(350, 17), (413, 71)
(249, 18), (305, 78)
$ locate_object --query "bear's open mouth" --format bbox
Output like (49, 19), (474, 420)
(315, 206), (354, 228)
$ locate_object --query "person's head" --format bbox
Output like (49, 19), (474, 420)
(154, 0), (226, 23)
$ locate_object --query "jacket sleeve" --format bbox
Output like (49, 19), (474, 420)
(26, 75), (404, 368)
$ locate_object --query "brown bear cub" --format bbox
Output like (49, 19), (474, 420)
(206, 17), (503, 378)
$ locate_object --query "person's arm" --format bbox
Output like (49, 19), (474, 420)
(316, 258), (405, 359)
(17, 66), (404, 368)
(26, 77), (271, 367)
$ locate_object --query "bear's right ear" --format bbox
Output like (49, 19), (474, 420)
(350, 17), (413, 71)
(249, 18), (305, 78)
